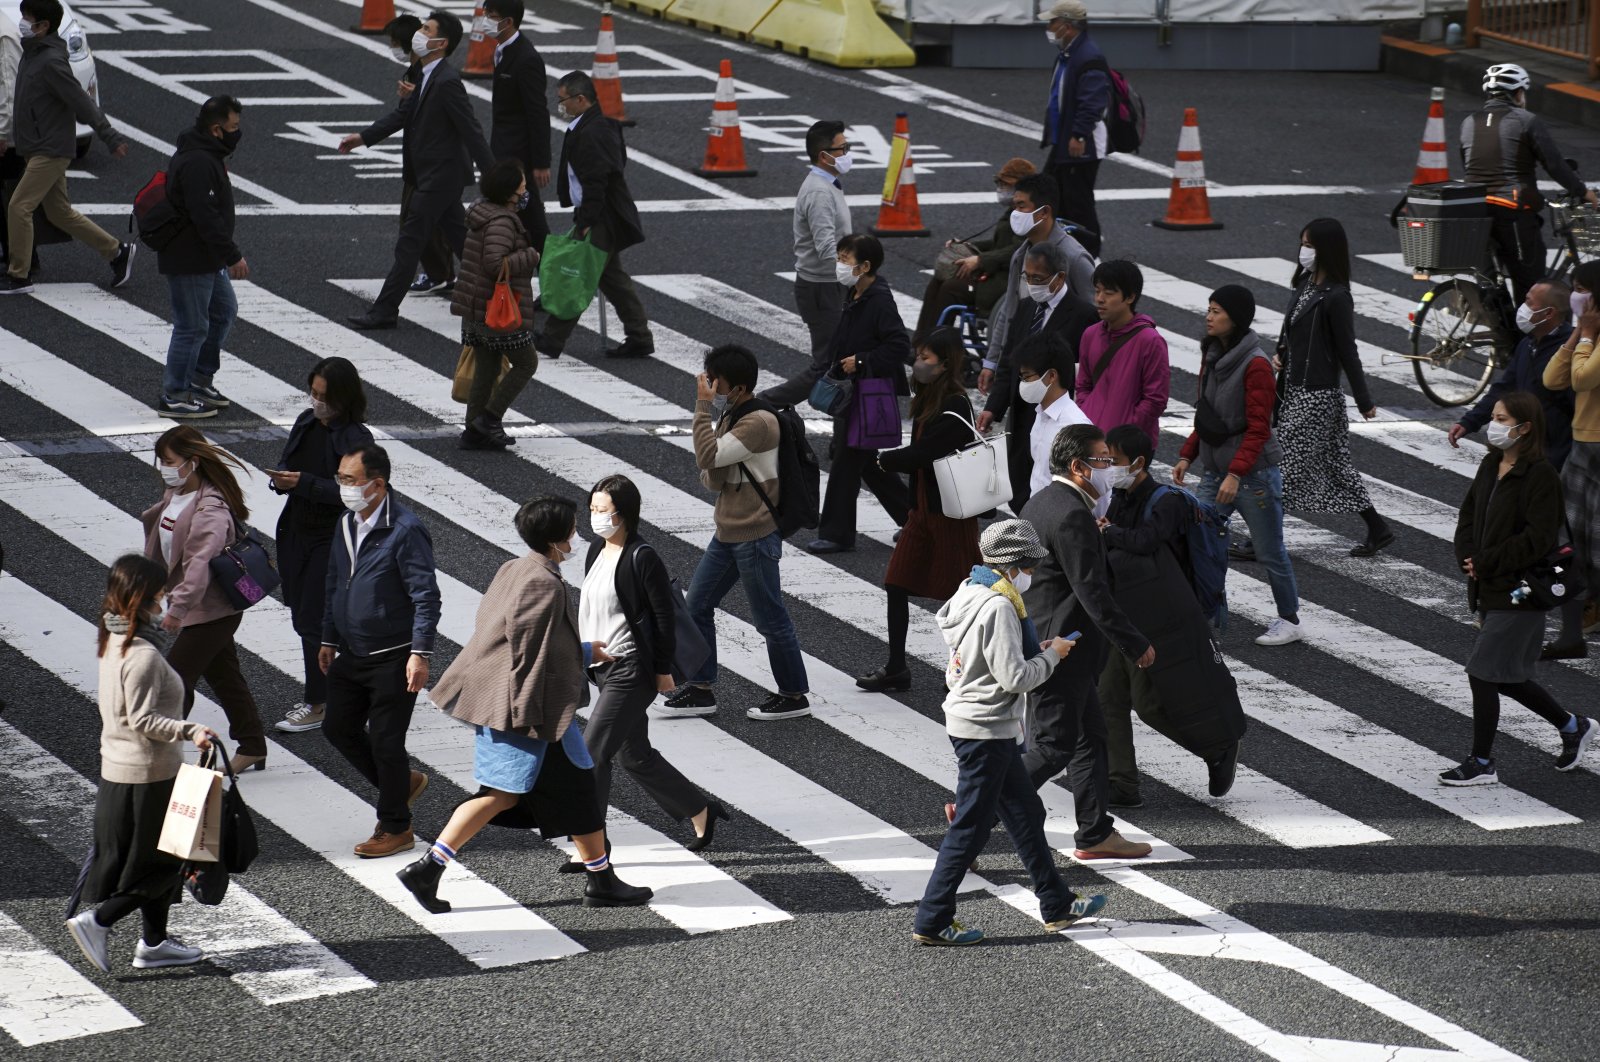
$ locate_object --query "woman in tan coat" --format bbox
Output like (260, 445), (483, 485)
(397, 496), (652, 914)
(451, 159), (540, 451)
(140, 425), (267, 772)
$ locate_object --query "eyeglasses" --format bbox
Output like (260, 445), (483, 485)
(827, 143), (851, 154)
(334, 475), (369, 487)
(1082, 456), (1115, 467)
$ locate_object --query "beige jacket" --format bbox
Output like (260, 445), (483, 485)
(97, 635), (202, 784)
(141, 481), (240, 628)
(693, 399), (780, 543)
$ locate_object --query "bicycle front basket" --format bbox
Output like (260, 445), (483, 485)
(1398, 216), (1494, 274)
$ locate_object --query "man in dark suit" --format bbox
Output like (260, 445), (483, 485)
(382, 14), (456, 295)
(1019, 423), (1155, 861)
(540, 71), (654, 359)
(978, 239), (1098, 512)
(479, 0), (550, 253)
(340, 10), (494, 330)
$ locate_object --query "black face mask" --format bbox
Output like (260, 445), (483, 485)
(217, 128), (243, 153)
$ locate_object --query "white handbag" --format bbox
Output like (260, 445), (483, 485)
(931, 411), (1012, 520)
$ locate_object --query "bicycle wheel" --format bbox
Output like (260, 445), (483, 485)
(1410, 278), (1501, 407)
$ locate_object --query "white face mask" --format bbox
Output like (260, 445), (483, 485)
(1023, 275), (1060, 304)
(1109, 462), (1139, 490)
(1514, 302), (1548, 334)
(1297, 246), (1316, 272)
(995, 186), (1014, 205)
(823, 149), (853, 176)
(555, 532), (577, 556)
(1009, 207), (1042, 237)
(1486, 421), (1524, 450)
(411, 31), (436, 60)
(1009, 569), (1033, 594)
(471, 14), (506, 37)
(836, 261), (861, 287)
(591, 511), (619, 537)
(158, 459), (192, 489)
(1044, 28), (1059, 45)
(18, 19), (35, 39)
(340, 482), (374, 513)
(389, 45), (409, 64)
(1086, 463), (1120, 500)
(1572, 292), (1589, 320)
(310, 395), (335, 420)
(1018, 376), (1049, 405)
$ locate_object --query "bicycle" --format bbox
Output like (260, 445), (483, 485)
(1403, 192), (1595, 407)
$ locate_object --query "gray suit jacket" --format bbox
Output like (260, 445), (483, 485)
(360, 59), (493, 193)
(1019, 480), (1149, 660)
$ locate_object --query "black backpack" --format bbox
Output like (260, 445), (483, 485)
(1084, 58), (1146, 156)
(735, 399), (820, 538)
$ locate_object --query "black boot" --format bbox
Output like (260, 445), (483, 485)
(583, 866), (653, 908)
(1207, 743), (1240, 798)
(397, 855), (452, 913)
(472, 412), (514, 447)
(1349, 509), (1395, 558)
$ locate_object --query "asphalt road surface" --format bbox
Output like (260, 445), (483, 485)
(2, 2), (1599, 1059)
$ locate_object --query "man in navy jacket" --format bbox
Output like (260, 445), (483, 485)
(1039, 1), (1110, 257)
(320, 444), (442, 858)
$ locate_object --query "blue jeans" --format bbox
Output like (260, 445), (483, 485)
(163, 270), (236, 398)
(915, 736), (1076, 936)
(685, 530), (809, 696)
(1195, 466), (1299, 624)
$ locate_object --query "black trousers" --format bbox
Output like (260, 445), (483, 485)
(371, 186), (467, 320)
(167, 613), (267, 757)
(399, 181), (456, 284)
(818, 435), (910, 547)
(1023, 635), (1114, 848)
(323, 648), (418, 833)
(795, 277), (845, 358)
(277, 529), (332, 704)
(1488, 205), (1545, 306)
(1049, 160), (1102, 257)
(586, 656), (704, 821)
(539, 224), (652, 350)
(1006, 399), (1037, 515)
(518, 196), (550, 255)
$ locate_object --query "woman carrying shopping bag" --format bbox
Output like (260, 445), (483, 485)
(857, 327), (983, 692)
(807, 233), (912, 554)
(451, 159), (540, 451)
(66, 554), (219, 973)
(141, 425), (267, 772)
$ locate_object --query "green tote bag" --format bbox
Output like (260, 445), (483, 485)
(538, 230), (609, 320)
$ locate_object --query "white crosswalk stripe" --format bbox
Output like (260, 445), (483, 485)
(0, 909), (143, 1046)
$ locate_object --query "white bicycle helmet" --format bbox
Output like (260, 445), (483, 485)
(1483, 63), (1531, 95)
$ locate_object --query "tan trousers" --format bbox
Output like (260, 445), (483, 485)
(7, 155), (120, 278)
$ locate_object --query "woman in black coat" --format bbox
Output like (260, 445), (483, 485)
(1442, 391), (1594, 785)
(858, 328), (983, 692)
(264, 358), (373, 734)
(807, 234), (912, 554)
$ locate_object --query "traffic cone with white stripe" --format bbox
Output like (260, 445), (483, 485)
(1153, 107), (1222, 231)
(462, 4), (496, 80)
(694, 60), (756, 178)
(352, 0), (395, 34)
(593, 4), (635, 127)
(1411, 87), (1450, 185)
(871, 112), (930, 238)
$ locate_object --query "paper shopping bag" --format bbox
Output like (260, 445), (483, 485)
(157, 760), (223, 863)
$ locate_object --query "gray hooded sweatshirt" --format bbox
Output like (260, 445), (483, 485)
(935, 577), (1061, 741)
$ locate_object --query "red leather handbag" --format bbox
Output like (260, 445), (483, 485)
(485, 259), (523, 332)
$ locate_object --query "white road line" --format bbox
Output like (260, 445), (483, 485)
(638, 274), (813, 352)
(0, 713), (376, 1007)
(0, 909), (142, 1047)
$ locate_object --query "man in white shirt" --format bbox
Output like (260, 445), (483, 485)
(1016, 330), (1093, 499)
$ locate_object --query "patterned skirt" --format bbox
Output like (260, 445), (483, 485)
(1277, 385), (1373, 514)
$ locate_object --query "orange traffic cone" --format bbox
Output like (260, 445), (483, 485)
(1411, 87), (1450, 185)
(694, 60), (756, 178)
(462, 5), (496, 80)
(1153, 108), (1222, 231)
(871, 113), (930, 239)
(593, 4), (635, 127)
(352, 0), (395, 34)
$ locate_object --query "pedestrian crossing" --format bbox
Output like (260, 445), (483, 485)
(0, 246), (1594, 1053)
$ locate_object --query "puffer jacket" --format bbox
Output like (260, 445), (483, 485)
(450, 200), (538, 327)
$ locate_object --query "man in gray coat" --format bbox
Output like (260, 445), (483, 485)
(1, 0), (133, 295)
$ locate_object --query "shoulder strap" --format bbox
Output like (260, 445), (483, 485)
(738, 463), (780, 522)
(1085, 322), (1152, 390)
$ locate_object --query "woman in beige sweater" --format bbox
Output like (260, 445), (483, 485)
(66, 554), (217, 974)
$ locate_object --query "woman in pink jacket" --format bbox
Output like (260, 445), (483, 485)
(140, 425), (267, 772)
(1075, 260), (1170, 442)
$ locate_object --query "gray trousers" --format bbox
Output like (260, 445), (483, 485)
(586, 656), (704, 821)
(761, 278), (845, 407)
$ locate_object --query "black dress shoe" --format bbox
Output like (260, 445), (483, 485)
(604, 338), (655, 359)
(1107, 789), (1144, 809)
(1542, 640), (1589, 661)
(533, 331), (563, 358)
(855, 667), (911, 693)
(346, 313), (397, 331)
(806, 538), (851, 554)
(1228, 540), (1256, 563)
(1207, 742), (1239, 798)
(396, 855), (451, 913)
(1349, 528), (1395, 558)
(582, 866), (653, 907)
(684, 802), (730, 853)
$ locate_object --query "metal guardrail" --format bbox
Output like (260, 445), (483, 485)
(1466, 0), (1600, 79)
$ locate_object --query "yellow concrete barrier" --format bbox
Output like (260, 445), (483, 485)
(751, 0), (916, 68)
(612, 0), (675, 16)
(664, 0), (781, 37)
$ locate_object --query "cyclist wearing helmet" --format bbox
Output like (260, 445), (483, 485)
(1462, 63), (1597, 303)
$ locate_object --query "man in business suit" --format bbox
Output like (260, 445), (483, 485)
(321, 444), (442, 858)
(539, 71), (654, 360)
(1019, 423), (1154, 861)
(479, 0), (550, 253)
(382, 14), (456, 295)
(978, 239), (1098, 512)
(340, 10), (494, 330)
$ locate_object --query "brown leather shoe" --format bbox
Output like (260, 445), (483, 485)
(407, 770), (429, 807)
(1073, 830), (1152, 861)
(354, 827), (415, 859)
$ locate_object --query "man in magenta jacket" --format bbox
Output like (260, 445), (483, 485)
(1076, 259), (1169, 444)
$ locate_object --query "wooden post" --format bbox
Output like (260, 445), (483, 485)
(1466, 0), (1484, 47)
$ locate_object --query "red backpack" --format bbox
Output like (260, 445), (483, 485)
(1086, 58), (1146, 156)
(129, 171), (187, 251)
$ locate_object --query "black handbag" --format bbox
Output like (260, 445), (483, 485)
(1514, 536), (1588, 611)
(180, 747), (259, 905)
(208, 521), (281, 610)
(629, 545), (711, 682)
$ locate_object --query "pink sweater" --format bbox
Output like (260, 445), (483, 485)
(1075, 313), (1171, 445)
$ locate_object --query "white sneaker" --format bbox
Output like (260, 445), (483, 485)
(275, 702), (325, 732)
(1255, 618), (1303, 646)
(133, 936), (204, 968)
(64, 910), (111, 972)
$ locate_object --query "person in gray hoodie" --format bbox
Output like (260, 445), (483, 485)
(912, 519), (1107, 947)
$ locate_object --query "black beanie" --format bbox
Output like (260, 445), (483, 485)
(1208, 284), (1256, 333)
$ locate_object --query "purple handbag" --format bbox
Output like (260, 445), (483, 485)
(845, 377), (903, 450)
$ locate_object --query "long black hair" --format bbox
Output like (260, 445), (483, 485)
(1294, 217), (1351, 288)
(309, 357), (368, 424)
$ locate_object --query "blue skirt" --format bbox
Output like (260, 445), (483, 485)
(473, 724), (593, 794)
